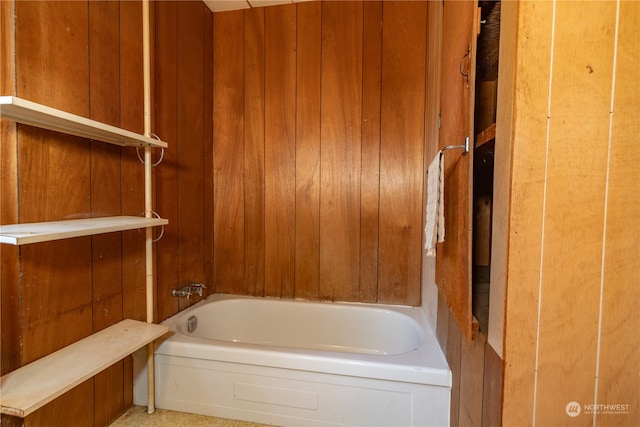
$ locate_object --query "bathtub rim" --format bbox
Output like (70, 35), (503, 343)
(154, 293), (452, 388)
(176, 295), (424, 356)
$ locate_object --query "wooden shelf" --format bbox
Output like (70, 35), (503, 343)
(0, 96), (167, 148)
(0, 216), (168, 245)
(475, 123), (496, 148)
(0, 319), (168, 418)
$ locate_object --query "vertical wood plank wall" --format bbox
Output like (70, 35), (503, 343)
(0, 1), (213, 426)
(89, 2), (126, 423)
(4, 1), (636, 426)
(212, 1), (428, 305)
(0, 4), (20, 421)
(318, 1), (363, 301)
(155, 0), (213, 317)
(499, 1), (640, 425)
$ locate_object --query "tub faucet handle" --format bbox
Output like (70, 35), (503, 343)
(172, 282), (206, 299)
(190, 282), (206, 297)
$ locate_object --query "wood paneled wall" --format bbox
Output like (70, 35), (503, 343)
(437, 294), (503, 427)
(154, 1), (214, 321)
(496, 1), (639, 425)
(0, 1), (212, 426)
(212, 1), (428, 305)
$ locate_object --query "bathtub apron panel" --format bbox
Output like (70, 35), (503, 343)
(135, 294), (451, 426)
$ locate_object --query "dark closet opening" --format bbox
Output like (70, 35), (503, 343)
(473, 0), (500, 334)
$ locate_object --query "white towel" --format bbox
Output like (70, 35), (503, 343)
(424, 150), (445, 256)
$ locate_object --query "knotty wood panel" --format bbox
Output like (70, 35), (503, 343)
(294, 1), (321, 300)
(265, 4), (296, 298)
(319, 1), (362, 301)
(499, 2), (639, 425)
(535, 3), (615, 424)
(435, 0), (476, 341)
(597, 2), (640, 423)
(378, 1), (426, 305)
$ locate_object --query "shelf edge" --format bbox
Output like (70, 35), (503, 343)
(0, 96), (168, 148)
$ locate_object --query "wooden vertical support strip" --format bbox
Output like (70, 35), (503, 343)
(141, 0), (155, 414)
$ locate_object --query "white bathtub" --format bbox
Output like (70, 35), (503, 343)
(134, 294), (451, 426)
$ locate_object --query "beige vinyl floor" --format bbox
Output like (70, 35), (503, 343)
(110, 405), (273, 427)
